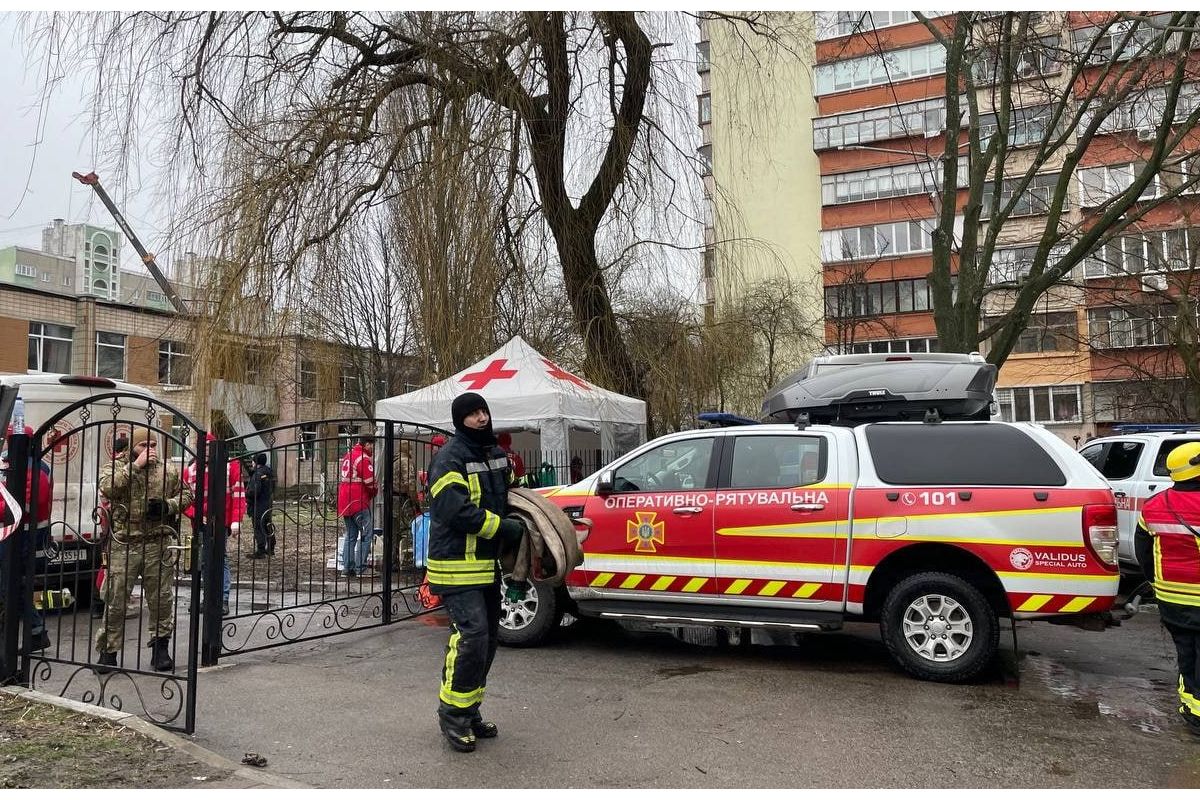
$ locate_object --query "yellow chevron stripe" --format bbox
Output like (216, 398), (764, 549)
(682, 577), (707, 593)
(1059, 596), (1094, 613)
(591, 572), (614, 588)
(651, 576), (675, 591)
(759, 580), (786, 597)
(1018, 594), (1053, 612)
(726, 579), (752, 595)
(620, 574), (645, 590)
(793, 582), (821, 598)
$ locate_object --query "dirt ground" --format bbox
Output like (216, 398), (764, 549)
(0, 694), (228, 789)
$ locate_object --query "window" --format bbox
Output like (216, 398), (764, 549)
(612, 437), (715, 492)
(821, 158), (968, 206)
(14, 264), (36, 278)
(813, 97), (948, 151)
(698, 144), (713, 176)
(166, 417), (188, 461)
(1073, 13), (1178, 66)
(729, 435), (826, 489)
(1154, 439), (1198, 477)
(981, 172), (1063, 219)
(146, 291), (167, 304)
(158, 340), (192, 385)
(843, 337), (939, 354)
(866, 423), (1067, 486)
(995, 386), (1082, 423)
(986, 312), (1077, 353)
(1083, 229), (1198, 277)
(986, 241), (1073, 285)
(1082, 441), (1145, 481)
(62, 275), (73, 287)
(824, 277), (945, 319)
(40, 272), (50, 283)
(340, 367), (359, 403)
(978, 104), (1054, 149)
(95, 331), (126, 379)
(300, 358), (318, 399)
(1077, 162), (1158, 207)
(1081, 81), (1200, 135)
(1087, 306), (1180, 348)
(820, 219), (935, 262)
(698, 93), (711, 124)
(27, 322), (73, 373)
(696, 40), (710, 73)
(299, 424), (318, 462)
(972, 36), (1061, 84)
(815, 42), (946, 95)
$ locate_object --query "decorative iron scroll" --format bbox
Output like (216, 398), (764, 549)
(28, 658), (187, 730)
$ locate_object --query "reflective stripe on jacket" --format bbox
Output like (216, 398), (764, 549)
(1140, 487), (1200, 608)
(426, 434), (513, 593)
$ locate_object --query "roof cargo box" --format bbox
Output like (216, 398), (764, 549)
(761, 353), (998, 424)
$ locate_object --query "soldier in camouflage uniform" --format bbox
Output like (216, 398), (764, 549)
(95, 427), (192, 673)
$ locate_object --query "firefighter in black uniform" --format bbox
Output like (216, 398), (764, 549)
(426, 392), (524, 752)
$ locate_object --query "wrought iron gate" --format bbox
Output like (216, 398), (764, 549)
(212, 418), (445, 658)
(0, 392), (207, 733)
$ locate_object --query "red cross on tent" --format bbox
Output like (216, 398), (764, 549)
(458, 358), (519, 390)
(541, 358), (591, 390)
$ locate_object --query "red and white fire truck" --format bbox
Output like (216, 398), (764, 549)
(498, 354), (1121, 683)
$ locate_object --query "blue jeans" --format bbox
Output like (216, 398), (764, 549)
(342, 509), (373, 573)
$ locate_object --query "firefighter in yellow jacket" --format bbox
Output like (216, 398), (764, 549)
(1135, 441), (1200, 739)
(426, 393), (524, 753)
(95, 427), (192, 673)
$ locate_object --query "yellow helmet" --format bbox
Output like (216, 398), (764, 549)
(1165, 442), (1200, 483)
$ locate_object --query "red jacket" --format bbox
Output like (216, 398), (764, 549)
(337, 444), (377, 517)
(183, 459), (247, 526)
(1140, 488), (1200, 608)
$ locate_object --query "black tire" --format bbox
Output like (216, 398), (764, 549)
(497, 577), (562, 648)
(879, 571), (999, 683)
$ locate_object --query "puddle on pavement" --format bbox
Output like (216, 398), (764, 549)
(1023, 654), (1174, 735)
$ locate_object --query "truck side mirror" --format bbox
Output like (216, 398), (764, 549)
(596, 470), (615, 495)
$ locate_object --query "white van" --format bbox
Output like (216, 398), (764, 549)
(1, 373), (161, 601)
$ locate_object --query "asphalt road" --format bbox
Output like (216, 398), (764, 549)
(187, 603), (1200, 789)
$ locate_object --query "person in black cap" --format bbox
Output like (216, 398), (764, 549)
(426, 391), (525, 753)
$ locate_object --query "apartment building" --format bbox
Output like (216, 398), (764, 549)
(811, 11), (1200, 442)
(0, 220), (412, 484)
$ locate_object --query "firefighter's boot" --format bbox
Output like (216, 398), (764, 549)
(94, 651), (118, 675)
(149, 637), (174, 672)
(438, 716), (476, 753)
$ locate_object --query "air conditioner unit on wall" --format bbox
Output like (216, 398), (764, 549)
(1136, 127), (1156, 142)
(1141, 272), (1168, 292)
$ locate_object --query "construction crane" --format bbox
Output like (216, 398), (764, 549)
(71, 171), (188, 314)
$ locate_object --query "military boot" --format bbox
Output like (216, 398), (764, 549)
(149, 637), (174, 672)
(94, 651), (118, 675)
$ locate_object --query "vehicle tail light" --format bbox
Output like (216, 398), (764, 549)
(1083, 503), (1119, 570)
(885, 356), (912, 362)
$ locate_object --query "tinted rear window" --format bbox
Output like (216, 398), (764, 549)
(1154, 439), (1198, 477)
(865, 424), (1067, 486)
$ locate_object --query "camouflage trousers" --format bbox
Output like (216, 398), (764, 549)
(95, 536), (175, 653)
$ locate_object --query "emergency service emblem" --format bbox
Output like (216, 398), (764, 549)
(627, 511), (665, 553)
(1009, 547), (1034, 571)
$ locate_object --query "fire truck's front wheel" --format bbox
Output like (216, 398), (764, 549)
(497, 577), (562, 647)
(880, 572), (999, 683)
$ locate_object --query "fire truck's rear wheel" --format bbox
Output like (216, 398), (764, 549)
(497, 577), (562, 647)
(880, 572), (998, 683)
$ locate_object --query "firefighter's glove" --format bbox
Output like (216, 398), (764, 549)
(144, 498), (166, 521)
(505, 580), (530, 603)
(498, 515), (526, 545)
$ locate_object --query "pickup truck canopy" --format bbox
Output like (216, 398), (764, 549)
(761, 359), (998, 424)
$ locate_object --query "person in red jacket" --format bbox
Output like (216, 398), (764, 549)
(182, 434), (248, 616)
(1135, 441), (1200, 739)
(338, 435), (377, 577)
(496, 433), (525, 486)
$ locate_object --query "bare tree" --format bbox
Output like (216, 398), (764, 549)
(870, 11), (1200, 364)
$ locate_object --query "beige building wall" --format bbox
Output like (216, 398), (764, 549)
(702, 12), (823, 314)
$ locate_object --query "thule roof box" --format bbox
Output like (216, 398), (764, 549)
(761, 352), (998, 425)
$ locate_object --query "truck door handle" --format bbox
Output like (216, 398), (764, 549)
(1148, 484), (1157, 492)
(672, 507), (703, 516)
(790, 503), (825, 512)
(1113, 491), (1127, 498)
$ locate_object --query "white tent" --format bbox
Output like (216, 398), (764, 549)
(374, 337), (646, 474)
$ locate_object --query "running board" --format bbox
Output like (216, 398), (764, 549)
(575, 600), (844, 631)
